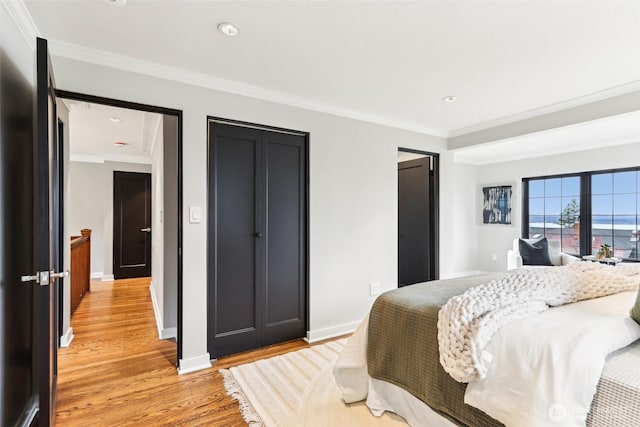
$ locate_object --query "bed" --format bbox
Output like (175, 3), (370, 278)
(333, 264), (640, 427)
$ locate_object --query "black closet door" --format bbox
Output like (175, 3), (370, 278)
(208, 122), (306, 358)
(262, 133), (306, 345)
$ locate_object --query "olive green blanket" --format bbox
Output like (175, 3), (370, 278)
(367, 274), (508, 427)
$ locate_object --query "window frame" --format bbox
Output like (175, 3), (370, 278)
(522, 166), (639, 262)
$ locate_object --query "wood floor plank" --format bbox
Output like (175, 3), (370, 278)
(55, 277), (320, 426)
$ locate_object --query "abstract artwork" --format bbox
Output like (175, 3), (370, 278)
(482, 185), (512, 225)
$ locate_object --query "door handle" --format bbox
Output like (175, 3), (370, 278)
(51, 270), (69, 279)
(21, 270), (68, 286)
(254, 232), (263, 238)
(141, 228), (151, 232)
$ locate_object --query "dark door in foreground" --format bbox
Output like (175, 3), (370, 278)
(113, 171), (152, 279)
(0, 37), (61, 427)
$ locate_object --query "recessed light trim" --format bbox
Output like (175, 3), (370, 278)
(218, 22), (240, 37)
(442, 96), (457, 103)
(109, 117), (121, 123)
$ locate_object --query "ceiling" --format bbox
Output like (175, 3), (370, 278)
(24, 0), (640, 140)
(62, 99), (161, 164)
(454, 111), (640, 164)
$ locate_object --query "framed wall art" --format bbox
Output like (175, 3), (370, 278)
(482, 185), (513, 225)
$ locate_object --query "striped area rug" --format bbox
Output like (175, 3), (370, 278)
(221, 339), (406, 426)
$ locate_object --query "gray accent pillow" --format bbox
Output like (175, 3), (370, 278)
(631, 288), (640, 325)
(518, 237), (554, 266)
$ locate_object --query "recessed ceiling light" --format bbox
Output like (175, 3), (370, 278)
(113, 141), (129, 147)
(109, 117), (121, 123)
(218, 22), (240, 36)
(103, 0), (127, 6)
(442, 96), (457, 103)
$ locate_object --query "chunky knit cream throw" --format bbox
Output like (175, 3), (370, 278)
(438, 262), (640, 383)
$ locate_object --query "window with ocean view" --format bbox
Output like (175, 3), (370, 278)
(591, 170), (639, 260)
(527, 175), (581, 256)
(523, 167), (639, 261)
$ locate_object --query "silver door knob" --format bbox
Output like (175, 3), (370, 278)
(51, 271), (69, 279)
(141, 228), (151, 232)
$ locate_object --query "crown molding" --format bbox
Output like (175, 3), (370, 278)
(449, 81), (640, 138)
(2, 0), (40, 50)
(70, 152), (151, 165)
(48, 40), (448, 138)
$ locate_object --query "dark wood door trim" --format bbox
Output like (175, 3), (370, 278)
(54, 90), (185, 362)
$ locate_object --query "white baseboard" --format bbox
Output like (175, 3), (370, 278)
(150, 284), (164, 337)
(304, 320), (361, 343)
(102, 274), (114, 281)
(90, 271), (103, 279)
(149, 283), (177, 340)
(178, 353), (212, 375)
(160, 327), (177, 340)
(60, 327), (75, 348)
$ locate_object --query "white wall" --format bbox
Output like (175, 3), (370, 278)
(162, 115), (179, 331)
(475, 140), (640, 272)
(150, 117), (166, 336)
(440, 152), (480, 276)
(68, 160), (151, 278)
(68, 161), (104, 275)
(58, 102), (74, 346)
(50, 55), (476, 370)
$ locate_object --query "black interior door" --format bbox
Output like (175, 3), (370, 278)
(208, 121), (307, 358)
(0, 34), (39, 427)
(35, 37), (61, 427)
(398, 157), (431, 286)
(113, 171), (152, 279)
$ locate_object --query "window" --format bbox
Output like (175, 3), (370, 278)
(591, 170), (639, 259)
(523, 167), (640, 261)
(526, 175), (581, 255)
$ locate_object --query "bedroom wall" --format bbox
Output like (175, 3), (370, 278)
(474, 140), (640, 272)
(68, 160), (152, 279)
(48, 55), (476, 370)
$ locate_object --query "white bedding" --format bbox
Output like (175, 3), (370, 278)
(334, 291), (640, 427)
(465, 291), (640, 427)
(438, 263), (640, 383)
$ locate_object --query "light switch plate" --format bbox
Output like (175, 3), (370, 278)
(189, 206), (201, 224)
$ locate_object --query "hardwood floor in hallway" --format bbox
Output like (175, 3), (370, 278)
(55, 277), (311, 426)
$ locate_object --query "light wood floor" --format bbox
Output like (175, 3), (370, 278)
(55, 277), (312, 426)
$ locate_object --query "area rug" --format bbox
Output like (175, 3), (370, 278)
(221, 339), (407, 426)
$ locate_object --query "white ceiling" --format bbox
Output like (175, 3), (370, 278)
(63, 99), (161, 164)
(24, 0), (640, 139)
(454, 111), (640, 165)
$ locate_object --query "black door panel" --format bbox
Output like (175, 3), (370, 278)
(0, 41), (37, 427)
(398, 157), (431, 286)
(264, 136), (306, 342)
(113, 171), (152, 279)
(208, 122), (307, 358)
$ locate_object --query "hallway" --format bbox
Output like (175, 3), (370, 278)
(55, 277), (307, 426)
